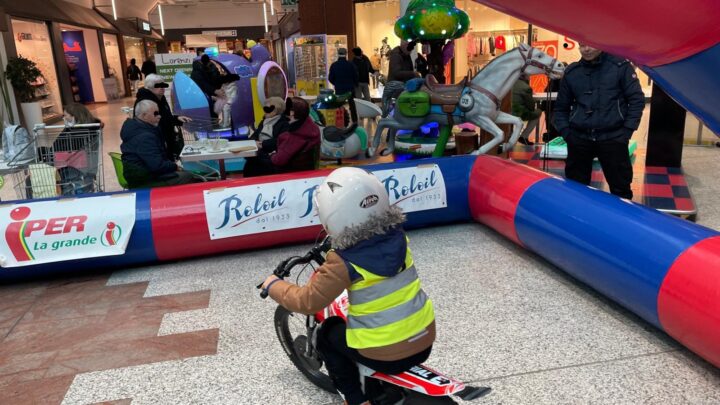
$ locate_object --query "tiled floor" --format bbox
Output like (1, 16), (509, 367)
(1, 101), (719, 404)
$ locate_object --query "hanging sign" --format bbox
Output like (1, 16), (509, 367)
(155, 53), (195, 82)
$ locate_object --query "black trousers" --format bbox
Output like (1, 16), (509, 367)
(317, 319), (432, 405)
(565, 133), (633, 199)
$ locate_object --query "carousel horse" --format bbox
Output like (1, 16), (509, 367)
(368, 43), (566, 157)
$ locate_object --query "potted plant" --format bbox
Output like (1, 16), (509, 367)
(5, 56), (44, 129)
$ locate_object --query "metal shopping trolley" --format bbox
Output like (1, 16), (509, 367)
(9, 123), (104, 200)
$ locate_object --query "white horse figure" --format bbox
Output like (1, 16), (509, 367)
(368, 43), (565, 157)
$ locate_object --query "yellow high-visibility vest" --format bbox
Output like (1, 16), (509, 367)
(345, 245), (435, 349)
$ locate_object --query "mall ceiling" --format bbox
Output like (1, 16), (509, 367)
(90, 0), (278, 19)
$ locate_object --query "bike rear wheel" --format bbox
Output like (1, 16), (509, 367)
(274, 306), (336, 393)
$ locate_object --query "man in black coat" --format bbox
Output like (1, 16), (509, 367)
(351, 47), (375, 102)
(121, 100), (197, 189)
(554, 44), (645, 199)
(329, 48), (358, 97)
(134, 74), (192, 160)
(387, 41), (417, 83)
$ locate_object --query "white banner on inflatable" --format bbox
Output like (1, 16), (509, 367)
(204, 177), (326, 240)
(0, 194), (136, 268)
(374, 164), (447, 213)
(204, 165), (447, 240)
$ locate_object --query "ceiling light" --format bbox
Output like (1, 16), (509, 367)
(263, 3), (268, 33)
(111, 0), (117, 20)
(159, 4), (165, 36)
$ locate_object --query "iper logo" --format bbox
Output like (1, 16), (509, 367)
(5, 206), (99, 262)
(101, 222), (123, 247)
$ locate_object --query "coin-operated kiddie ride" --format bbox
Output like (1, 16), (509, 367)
(172, 44), (288, 140)
(310, 90), (372, 161)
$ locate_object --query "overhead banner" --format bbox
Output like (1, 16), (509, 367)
(204, 165), (447, 240)
(155, 53), (195, 83)
(0, 195), (137, 268)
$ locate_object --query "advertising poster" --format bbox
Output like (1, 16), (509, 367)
(0, 195), (137, 268)
(62, 31), (94, 103)
(204, 165), (447, 240)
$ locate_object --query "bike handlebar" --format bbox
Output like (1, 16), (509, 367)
(258, 237), (331, 299)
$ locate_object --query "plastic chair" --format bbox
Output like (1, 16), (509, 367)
(108, 152), (129, 189)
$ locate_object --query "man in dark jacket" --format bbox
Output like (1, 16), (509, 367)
(126, 59), (142, 95)
(512, 74), (541, 145)
(329, 48), (358, 97)
(121, 100), (197, 189)
(135, 74), (192, 160)
(553, 44), (645, 199)
(351, 48), (375, 102)
(387, 41), (417, 83)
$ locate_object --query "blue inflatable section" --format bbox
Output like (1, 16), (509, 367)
(643, 42), (720, 136)
(363, 155), (475, 230)
(0, 190), (157, 282)
(513, 177), (717, 327)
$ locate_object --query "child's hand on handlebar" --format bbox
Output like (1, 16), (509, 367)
(262, 275), (280, 290)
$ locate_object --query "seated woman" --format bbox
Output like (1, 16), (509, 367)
(249, 97), (290, 154)
(244, 97), (320, 178)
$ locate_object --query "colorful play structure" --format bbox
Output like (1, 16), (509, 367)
(171, 44), (288, 138)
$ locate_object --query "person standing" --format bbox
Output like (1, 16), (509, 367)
(328, 48), (358, 97)
(554, 44), (645, 199)
(351, 48), (374, 102)
(126, 59), (142, 95)
(512, 74), (541, 146)
(382, 40), (419, 117)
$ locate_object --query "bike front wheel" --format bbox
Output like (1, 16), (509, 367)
(274, 306), (336, 393)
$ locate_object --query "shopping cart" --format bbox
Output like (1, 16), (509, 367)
(9, 123), (104, 200)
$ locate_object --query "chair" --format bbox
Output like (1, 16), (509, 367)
(108, 152), (129, 189)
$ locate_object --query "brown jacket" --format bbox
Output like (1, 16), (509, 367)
(268, 250), (435, 361)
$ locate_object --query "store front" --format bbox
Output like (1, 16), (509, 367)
(4, 0), (121, 125)
(10, 18), (63, 123)
(59, 24), (108, 104)
(102, 33), (127, 96)
(123, 36), (146, 65)
(354, 1), (652, 90)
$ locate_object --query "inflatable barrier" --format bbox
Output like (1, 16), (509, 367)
(0, 156), (718, 368)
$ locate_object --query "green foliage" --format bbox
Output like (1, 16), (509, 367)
(395, 0), (470, 42)
(5, 56), (43, 103)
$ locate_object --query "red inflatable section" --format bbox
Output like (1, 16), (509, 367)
(151, 170), (330, 261)
(468, 155), (549, 245)
(473, 0), (720, 67)
(658, 236), (720, 368)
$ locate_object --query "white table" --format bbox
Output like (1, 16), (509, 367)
(180, 140), (258, 179)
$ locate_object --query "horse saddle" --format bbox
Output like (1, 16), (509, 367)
(422, 75), (468, 113)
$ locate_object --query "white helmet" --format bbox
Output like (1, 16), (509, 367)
(314, 167), (390, 238)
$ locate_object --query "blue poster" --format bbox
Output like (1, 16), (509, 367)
(62, 31), (94, 103)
